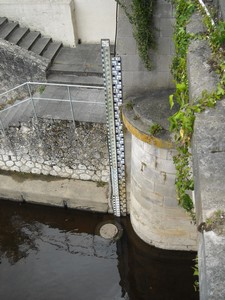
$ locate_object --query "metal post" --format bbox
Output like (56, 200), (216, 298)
(0, 114), (6, 138)
(67, 86), (76, 130)
(27, 83), (38, 122)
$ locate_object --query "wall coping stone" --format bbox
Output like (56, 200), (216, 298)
(188, 8), (225, 299)
(122, 89), (177, 149)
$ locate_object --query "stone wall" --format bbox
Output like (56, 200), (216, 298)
(0, 39), (49, 98)
(130, 135), (197, 251)
(0, 118), (110, 183)
(116, 0), (175, 97)
(187, 11), (225, 300)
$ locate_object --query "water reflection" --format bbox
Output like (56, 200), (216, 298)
(0, 200), (199, 300)
(0, 214), (41, 265)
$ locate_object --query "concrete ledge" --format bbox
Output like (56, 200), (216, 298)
(0, 171), (110, 213)
(122, 89), (177, 149)
(188, 10), (225, 299)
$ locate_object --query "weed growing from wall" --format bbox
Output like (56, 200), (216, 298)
(169, 0), (225, 216)
(116, 0), (156, 70)
(169, 0), (196, 215)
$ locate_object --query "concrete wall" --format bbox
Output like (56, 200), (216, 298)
(116, 0), (175, 97)
(130, 135), (197, 251)
(218, 0), (225, 20)
(74, 0), (117, 44)
(0, 0), (78, 47)
(187, 11), (225, 300)
(0, 0), (116, 46)
(0, 118), (110, 183)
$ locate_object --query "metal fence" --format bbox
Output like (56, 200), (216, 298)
(0, 81), (106, 137)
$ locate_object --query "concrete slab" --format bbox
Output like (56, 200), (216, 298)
(33, 85), (106, 123)
(0, 171), (110, 212)
(47, 73), (103, 86)
(50, 45), (103, 75)
(123, 88), (177, 142)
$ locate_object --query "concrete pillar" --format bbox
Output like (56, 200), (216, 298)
(123, 102), (197, 251)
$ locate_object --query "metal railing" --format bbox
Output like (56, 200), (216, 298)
(0, 81), (105, 137)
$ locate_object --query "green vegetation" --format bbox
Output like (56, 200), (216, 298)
(125, 100), (134, 110)
(38, 85), (45, 94)
(169, 0), (225, 216)
(193, 256), (199, 291)
(149, 123), (163, 135)
(133, 114), (140, 120)
(116, 0), (156, 70)
(205, 210), (225, 235)
(96, 181), (106, 187)
(169, 0), (197, 215)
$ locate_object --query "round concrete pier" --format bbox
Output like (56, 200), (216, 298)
(123, 90), (197, 251)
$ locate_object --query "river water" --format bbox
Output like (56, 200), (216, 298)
(0, 199), (199, 300)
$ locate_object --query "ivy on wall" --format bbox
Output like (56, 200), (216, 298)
(169, 0), (225, 217)
(116, 0), (156, 70)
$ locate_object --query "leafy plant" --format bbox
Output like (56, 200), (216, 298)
(125, 100), (134, 110)
(133, 114), (140, 120)
(193, 256), (199, 291)
(38, 85), (45, 94)
(169, 0), (197, 215)
(116, 0), (156, 70)
(169, 0), (225, 216)
(149, 123), (163, 135)
(210, 21), (225, 50)
(96, 181), (106, 187)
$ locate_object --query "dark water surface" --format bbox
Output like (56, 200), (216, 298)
(0, 200), (199, 300)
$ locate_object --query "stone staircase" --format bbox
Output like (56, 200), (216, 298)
(47, 44), (104, 86)
(0, 17), (107, 130)
(0, 16), (105, 87)
(0, 17), (62, 62)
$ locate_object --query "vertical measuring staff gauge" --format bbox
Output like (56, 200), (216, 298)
(101, 39), (127, 217)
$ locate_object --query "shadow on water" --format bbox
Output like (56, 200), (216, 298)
(0, 200), (199, 300)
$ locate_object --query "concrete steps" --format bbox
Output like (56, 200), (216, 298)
(7, 27), (29, 45)
(0, 21), (19, 39)
(47, 73), (104, 87)
(42, 42), (63, 61)
(0, 17), (105, 87)
(0, 17), (106, 127)
(0, 17), (62, 63)
(47, 45), (104, 86)
(30, 37), (52, 55)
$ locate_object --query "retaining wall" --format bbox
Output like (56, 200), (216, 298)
(116, 0), (175, 97)
(187, 11), (225, 300)
(0, 39), (49, 96)
(0, 118), (110, 183)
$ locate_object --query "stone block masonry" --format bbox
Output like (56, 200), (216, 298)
(130, 135), (197, 251)
(122, 88), (197, 251)
(0, 118), (110, 183)
(187, 9), (225, 299)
